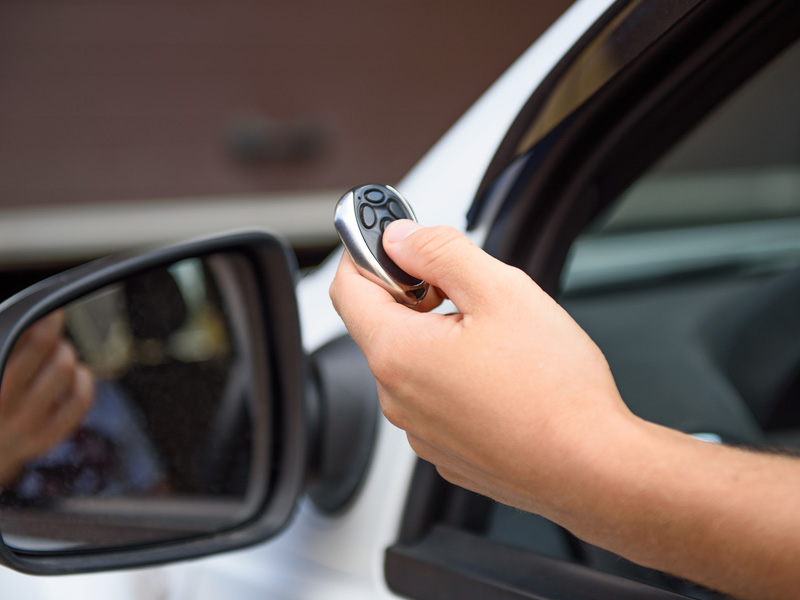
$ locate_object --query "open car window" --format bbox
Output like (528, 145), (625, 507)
(388, 4), (800, 600)
(492, 23), (800, 600)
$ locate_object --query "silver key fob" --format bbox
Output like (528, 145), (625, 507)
(334, 184), (429, 306)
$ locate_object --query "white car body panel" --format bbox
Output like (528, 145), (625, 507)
(0, 1), (614, 598)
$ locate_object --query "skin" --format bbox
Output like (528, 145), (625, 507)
(0, 310), (95, 486)
(330, 219), (800, 600)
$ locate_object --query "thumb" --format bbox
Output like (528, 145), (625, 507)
(382, 221), (512, 314)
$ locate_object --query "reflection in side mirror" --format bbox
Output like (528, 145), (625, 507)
(0, 254), (269, 550)
(0, 232), (306, 573)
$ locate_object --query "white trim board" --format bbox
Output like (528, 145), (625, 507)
(0, 190), (340, 266)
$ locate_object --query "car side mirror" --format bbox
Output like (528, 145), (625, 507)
(0, 231), (307, 574)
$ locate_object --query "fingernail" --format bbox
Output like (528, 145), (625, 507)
(384, 219), (422, 243)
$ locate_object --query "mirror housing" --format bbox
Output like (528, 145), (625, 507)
(0, 230), (307, 574)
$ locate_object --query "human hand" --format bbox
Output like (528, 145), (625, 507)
(0, 311), (95, 486)
(332, 220), (800, 600)
(330, 220), (636, 519)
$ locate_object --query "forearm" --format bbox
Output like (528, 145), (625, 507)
(555, 416), (800, 600)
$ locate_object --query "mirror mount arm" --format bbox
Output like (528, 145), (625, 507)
(305, 335), (379, 514)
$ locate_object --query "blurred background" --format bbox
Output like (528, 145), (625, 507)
(0, 1), (572, 299)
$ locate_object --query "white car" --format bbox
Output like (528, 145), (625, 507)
(1, 0), (800, 598)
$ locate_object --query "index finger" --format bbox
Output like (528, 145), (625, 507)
(329, 251), (409, 350)
(0, 311), (66, 413)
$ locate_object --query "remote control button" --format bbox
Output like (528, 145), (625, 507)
(364, 188), (385, 203)
(386, 199), (406, 220)
(380, 217), (394, 233)
(359, 204), (377, 229)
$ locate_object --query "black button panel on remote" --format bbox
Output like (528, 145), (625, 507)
(353, 186), (421, 287)
(334, 184), (429, 306)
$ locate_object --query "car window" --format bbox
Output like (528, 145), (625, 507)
(488, 30), (800, 598)
(564, 36), (800, 293)
(597, 40), (800, 231)
(388, 7), (800, 600)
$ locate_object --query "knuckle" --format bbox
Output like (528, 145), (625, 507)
(73, 367), (95, 410)
(501, 264), (531, 287)
(373, 377), (412, 432)
(367, 346), (399, 389)
(435, 465), (460, 486)
(502, 265), (539, 302)
(328, 279), (340, 307)
(410, 226), (477, 283)
(25, 321), (57, 355)
(411, 226), (462, 262)
(52, 342), (77, 379)
(367, 335), (415, 393)
(505, 264), (531, 284)
(405, 433), (426, 458)
(361, 325), (391, 372)
(370, 362), (402, 394)
(379, 401), (408, 431)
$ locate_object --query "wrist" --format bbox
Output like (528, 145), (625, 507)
(540, 410), (660, 543)
(551, 415), (744, 569)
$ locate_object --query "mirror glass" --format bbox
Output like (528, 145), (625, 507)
(0, 252), (271, 552)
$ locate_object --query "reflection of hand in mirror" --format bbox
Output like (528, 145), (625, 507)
(0, 311), (95, 485)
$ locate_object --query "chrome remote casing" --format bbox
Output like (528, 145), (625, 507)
(334, 184), (428, 306)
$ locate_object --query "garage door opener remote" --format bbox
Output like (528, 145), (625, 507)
(334, 184), (429, 306)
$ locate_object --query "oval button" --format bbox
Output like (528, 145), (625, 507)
(364, 189), (385, 203)
(386, 199), (406, 220)
(379, 217), (394, 233)
(359, 204), (377, 229)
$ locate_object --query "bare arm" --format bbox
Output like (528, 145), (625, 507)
(330, 220), (800, 600)
(562, 419), (800, 599)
